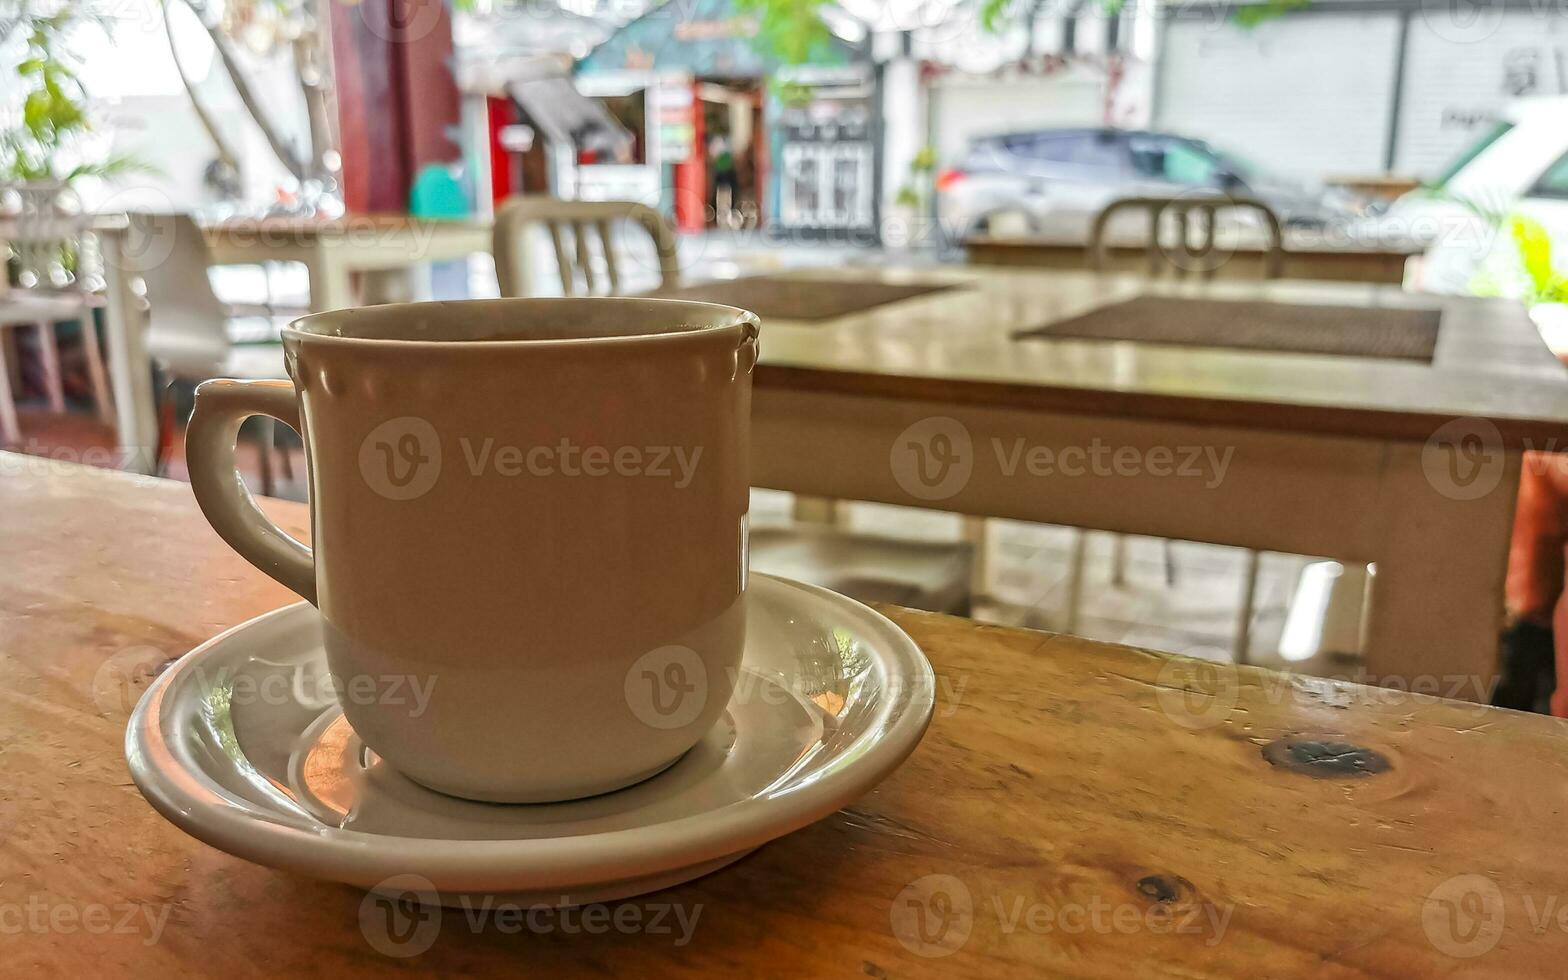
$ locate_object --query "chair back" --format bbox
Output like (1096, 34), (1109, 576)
(1089, 195), (1284, 280)
(0, 182), (104, 295)
(124, 212), (234, 379)
(493, 196), (679, 297)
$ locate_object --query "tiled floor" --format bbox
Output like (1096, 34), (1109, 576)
(8, 406), (1364, 675)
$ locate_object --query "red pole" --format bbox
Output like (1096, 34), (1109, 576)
(674, 81), (706, 232)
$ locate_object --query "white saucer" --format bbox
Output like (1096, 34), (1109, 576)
(126, 574), (934, 906)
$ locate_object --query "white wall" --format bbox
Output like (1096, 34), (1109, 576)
(1156, 12), (1402, 181)
(74, 0), (306, 213)
(1395, 13), (1568, 177)
(1156, 8), (1568, 184)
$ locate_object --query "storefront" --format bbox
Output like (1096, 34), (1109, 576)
(575, 0), (880, 239)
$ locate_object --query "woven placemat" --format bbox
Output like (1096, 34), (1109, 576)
(654, 275), (960, 322)
(1014, 296), (1440, 362)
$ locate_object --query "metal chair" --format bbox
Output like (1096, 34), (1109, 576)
(493, 196), (681, 298)
(493, 196), (974, 615)
(0, 183), (116, 443)
(1075, 194), (1283, 662)
(1089, 194), (1285, 280)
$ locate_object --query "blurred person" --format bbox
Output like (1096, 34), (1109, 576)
(1497, 453), (1568, 715)
(710, 134), (737, 223)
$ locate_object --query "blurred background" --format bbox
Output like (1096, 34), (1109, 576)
(5, 0), (1568, 698)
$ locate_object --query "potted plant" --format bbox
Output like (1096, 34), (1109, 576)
(884, 147), (938, 250)
(1508, 215), (1568, 351)
(885, 184), (922, 250)
(1, 5), (147, 191)
(1467, 213), (1568, 351)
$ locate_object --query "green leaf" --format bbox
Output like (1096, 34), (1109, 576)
(1232, 0), (1312, 28)
(68, 154), (162, 180)
(22, 90), (51, 134)
(736, 0), (834, 65)
(980, 0), (1016, 32)
(1503, 214), (1568, 306)
(1512, 215), (1555, 291)
(2, 1), (149, 188)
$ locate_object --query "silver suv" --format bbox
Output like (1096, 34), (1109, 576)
(937, 128), (1357, 243)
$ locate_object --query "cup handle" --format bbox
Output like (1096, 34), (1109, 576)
(186, 379), (317, 605)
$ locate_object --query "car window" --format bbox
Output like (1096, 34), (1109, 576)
(1128, 136), (1219, 185)
(1166, 142), (1221, 184)
(1001, 133), (1124, 171)
(1001, 134), (1070, 162)
(1063, 133), (1126, 170)
(1528, 150), (1568, 200)
(1433, 121), (1514, 189)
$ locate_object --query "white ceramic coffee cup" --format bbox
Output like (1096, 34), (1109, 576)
(186, 297), (759, 803)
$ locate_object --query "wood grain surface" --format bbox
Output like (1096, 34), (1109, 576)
(3, 455), (1566, 977)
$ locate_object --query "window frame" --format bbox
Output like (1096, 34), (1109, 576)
(1526, 148), (1568, 201)
(1127, 134), (1224, 188)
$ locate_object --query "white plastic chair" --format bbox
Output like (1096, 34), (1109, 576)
(123, 212), (293, 493)
(0, 183), (116, 443)
(122, 213), (289, 380)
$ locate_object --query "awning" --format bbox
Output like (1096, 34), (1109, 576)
(507, 77), (632, 156)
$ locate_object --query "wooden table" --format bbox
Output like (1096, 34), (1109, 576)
(749, 266), (1568, 695)
(202, 214), (492, 313)
(965, 232), (1424, 286)
(4, 456), (1566, 976)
